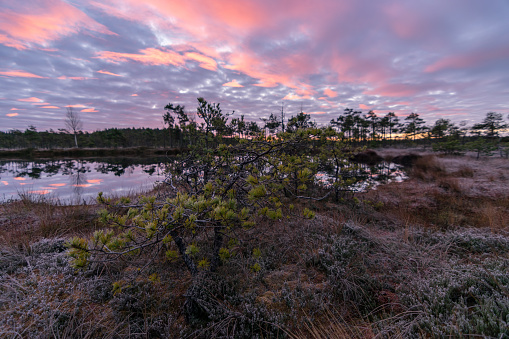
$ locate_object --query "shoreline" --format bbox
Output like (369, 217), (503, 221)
(0, 146), (187, 160)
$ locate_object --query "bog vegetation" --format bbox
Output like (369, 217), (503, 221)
(1, 98), (509, 338)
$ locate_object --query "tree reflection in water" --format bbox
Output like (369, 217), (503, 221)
(0, 157), (169, 204)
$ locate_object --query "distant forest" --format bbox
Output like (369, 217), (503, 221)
(1, 99), (508, 157)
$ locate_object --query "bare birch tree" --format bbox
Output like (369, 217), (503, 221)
(65, 107), (83, 148)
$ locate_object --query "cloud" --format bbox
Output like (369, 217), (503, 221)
(359, 104), (373, 110)
(425, 46), (509, 73)
(185, 52), (217, 71)
(96, 48), (218, 72)
(223, 79), (243, 87)
(58, 76), (96, 80)
(131, 94), (138, 96)
(323, 88), (337, 98)
(41, 106), (60, 108)
(96, 48), (186, 67)
(6, 113), (19, 117)
(81, 108), (98, 112)
(282, 93), (311, 101)
(17, 97), (43, 102)
(66, 104), (86, 108)
(97, 70), (123, 77)
(0, 0), (116, 50)
(364, 83), (427, 98)
(0, 70), (46, 78)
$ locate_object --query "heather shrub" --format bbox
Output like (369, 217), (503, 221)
(0, 248), (26, 273)
(109, 279), (174, 337)
(411, 228), (509, 254)
(0, 245), (87, 337)
(183, 273), (286, 338)
(314, 222), (382, 313)
(30, 237), (67, 254)
(398, 258), (509, 338)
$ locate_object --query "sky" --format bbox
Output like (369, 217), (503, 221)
(1, 0), (509, 132)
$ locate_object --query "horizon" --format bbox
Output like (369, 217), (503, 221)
(1, 0), (509, 132)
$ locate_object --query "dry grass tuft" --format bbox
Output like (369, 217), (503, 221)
(437, 177), (462, 193)
(410, 155), (445, 181)
(287, 308), (374, 339)
(0, 196), (99, 249)
(452, 165), (475, 178)
(477, 201), (508, 231)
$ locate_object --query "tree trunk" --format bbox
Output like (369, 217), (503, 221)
(170, 230), (198, 276)
(209, 228), (223, 272)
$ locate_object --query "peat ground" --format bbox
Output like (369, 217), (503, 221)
(1, 149), (508, 338)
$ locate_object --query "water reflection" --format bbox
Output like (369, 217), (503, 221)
(0, 156), (406, 205)
(315, 161), (407, 192)
(0, 157), (168, 204)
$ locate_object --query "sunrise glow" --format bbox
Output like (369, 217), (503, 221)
(1, 0), (508, 131)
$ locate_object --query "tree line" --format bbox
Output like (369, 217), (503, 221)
(2, 99), (508, 157)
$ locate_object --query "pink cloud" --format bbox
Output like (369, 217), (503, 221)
(131, 94), (138, 96)
(0, 0), (116, 50)
(185, 52), (217, 71)
(10, 108), (23, 110)
(66, 104), (86, 108)
(0, 70), (46, 78)
(90, 1), (331, 94)
(359, 104), (373, 110)
(97, 48), (219, 72)
(282, 93), (311, 101)
(425, 47), (509, 73)
(41, 106), (60, 109)
(18, 97), (43, 103)
(225, 53), (294, 89)
(223, 79), (243, 87)
(81, 108), (98, 112)
(6, 113), (19, 117)
(323, 88), (338, 98)
(97, 70), (123, 77)
(96, 48), (186, 67)
(38, 47), (58, 52)
(383, 3), (427, 40)
(364, 84), (423, 97)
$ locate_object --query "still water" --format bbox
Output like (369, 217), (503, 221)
(0, 157), (168, 204)
(0, 157), (407, 205)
